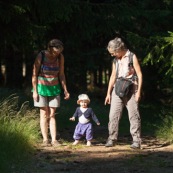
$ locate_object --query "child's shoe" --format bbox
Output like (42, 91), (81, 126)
(72, 140), (79, 145)
(86, 141), (92, 146)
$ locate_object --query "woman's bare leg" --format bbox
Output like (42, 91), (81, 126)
(40, 107), (49, 141)
(49, 107), (57, 142)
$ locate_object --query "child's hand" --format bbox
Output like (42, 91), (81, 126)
(97, 122), (100, 126)
(69, 117), (75, 121)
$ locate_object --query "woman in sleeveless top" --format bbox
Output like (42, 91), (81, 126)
(32, 39), (70, 147)
(104, 37), (142, 149)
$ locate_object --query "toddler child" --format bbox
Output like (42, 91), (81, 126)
(69, 94), (100, 146)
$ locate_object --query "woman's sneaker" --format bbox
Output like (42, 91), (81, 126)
(130, 142), (141, 149)
(105, 139), (116, 147)
(41, 140), (51, 147)
(51, 140), (61, 147)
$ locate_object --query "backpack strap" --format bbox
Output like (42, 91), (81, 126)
(129, 52), (138, 81)
(113, 58), (118, 79)
(38, 50), (45, 74)
(129, 52), (134, 65)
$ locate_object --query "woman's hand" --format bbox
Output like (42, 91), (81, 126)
(105, 94), (111, 105)
(64, 91), (70, 100)
(33, 91), (39, 102)
(135, 92), (141, 102)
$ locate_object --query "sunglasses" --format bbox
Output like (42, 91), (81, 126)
(49, 46), (61, 49)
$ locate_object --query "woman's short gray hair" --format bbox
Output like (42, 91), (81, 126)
(107, 37), (127, 51)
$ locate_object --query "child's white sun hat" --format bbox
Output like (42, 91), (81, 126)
(77, 94), (90, 104)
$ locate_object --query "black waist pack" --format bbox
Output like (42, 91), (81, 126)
(115, 77), (133, 97)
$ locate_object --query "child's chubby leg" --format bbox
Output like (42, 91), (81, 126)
(86, 123), (93, 146)
(72, 140), (79, 145)
(86, 140), (92, 146)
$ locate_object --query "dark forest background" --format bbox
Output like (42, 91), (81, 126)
(0, 0), (173, 103)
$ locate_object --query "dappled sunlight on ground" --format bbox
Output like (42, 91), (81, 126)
(26, 131), (173, 173)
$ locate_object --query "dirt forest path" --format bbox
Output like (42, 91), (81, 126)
(28, 128), (173, 173)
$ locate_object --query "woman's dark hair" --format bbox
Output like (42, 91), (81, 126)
(48, 39), (64, 51)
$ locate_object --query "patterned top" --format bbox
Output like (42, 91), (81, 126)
(116, 50), (135, 78)
(37, 51), (61, 96)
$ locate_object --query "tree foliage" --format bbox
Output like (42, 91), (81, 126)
(0, 0), (173, 100)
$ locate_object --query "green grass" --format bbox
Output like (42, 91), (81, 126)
(0, 94), (40, 173)
(155, 109), (173, 143)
